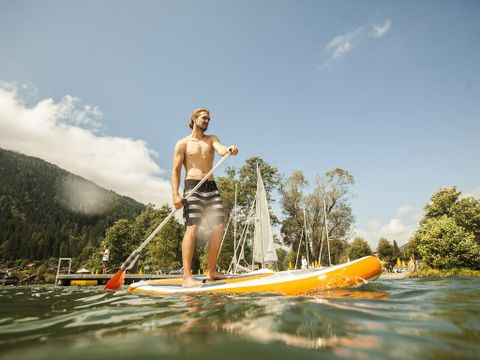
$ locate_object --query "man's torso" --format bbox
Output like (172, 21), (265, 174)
(180, 135), (216, 180)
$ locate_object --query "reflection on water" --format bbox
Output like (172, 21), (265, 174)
(0, 278), (479, 359)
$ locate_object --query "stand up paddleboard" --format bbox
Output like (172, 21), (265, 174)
(128, 256), (382, 295)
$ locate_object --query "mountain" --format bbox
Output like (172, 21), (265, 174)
(0, 148), (145, 261)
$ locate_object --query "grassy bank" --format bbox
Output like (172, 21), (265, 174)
(407, 266), (480, 278)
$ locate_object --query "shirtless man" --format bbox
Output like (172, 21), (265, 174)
(171, 108), (238, 288)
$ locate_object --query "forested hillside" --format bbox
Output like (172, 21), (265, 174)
(0, 148), (145, 262)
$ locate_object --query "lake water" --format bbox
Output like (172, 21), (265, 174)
(0, 277), (479, 360)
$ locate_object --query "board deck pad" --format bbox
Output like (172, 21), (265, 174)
(140, 271), (275, 288)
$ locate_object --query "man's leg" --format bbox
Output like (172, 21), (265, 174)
(182, 225), (202, 288)
(207, 223), (226, 280)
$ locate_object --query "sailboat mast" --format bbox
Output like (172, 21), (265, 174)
(258, 166), (265, 269)
(303, 208), (309, 268)
(251, 194), (256, 271)
(294, 229), (303, 269)
(322, 189), (332, 266)
(233, 182), (238, 274)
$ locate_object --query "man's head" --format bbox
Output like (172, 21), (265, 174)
(189, 108), (210, 131)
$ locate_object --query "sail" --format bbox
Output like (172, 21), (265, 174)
(253, 166), (278, 264)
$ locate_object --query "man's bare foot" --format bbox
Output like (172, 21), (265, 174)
(182, 276), (202, 288)
(207, 271), (227, 281)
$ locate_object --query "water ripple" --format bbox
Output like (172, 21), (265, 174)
(0, 278), (479, 360)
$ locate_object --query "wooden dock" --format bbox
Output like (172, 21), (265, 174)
(55, 258), (185, 286)
(56, 273), (180, 286)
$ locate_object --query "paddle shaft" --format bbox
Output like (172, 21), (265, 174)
(120, 152), (231, 271)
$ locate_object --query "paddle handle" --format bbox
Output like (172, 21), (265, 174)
(120, 151), (231, 271)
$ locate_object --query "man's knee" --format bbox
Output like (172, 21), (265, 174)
(185, 224), (200, 236)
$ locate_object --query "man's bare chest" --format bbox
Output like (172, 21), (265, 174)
(185, 139), (213, 159)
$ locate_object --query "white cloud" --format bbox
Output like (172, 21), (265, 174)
(355, 205), (421, 249)
(371, 19), (391, 38)
(397, 205), (413, 216)
(321, 27), (363, 68)
(320, 19), (391, 69)
(56, 95), (104, 132)
(367, 219), (381, 231)
(0, 83), (171, 207)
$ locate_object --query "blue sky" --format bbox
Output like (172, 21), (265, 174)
(1, 0), (479, 247)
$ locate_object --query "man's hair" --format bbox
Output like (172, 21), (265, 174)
(189, 108), (210, 129)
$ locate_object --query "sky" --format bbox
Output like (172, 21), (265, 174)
(1, 0), (479, 248)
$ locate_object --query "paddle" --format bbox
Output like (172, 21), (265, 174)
(104, 151), (232, 291)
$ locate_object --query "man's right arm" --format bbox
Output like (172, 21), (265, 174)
(171, 141), (185, 210)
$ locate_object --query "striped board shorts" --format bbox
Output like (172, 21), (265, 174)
(183, 179), (225, 226)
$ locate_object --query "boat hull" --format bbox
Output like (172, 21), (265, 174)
(128, 256), (382, 295)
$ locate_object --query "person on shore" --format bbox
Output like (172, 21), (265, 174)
(301, 256), (307, 270)
(171, 108), (238, 288)
(101, 245), (109, 274)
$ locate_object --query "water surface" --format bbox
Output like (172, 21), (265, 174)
(1, 277), (479, 359)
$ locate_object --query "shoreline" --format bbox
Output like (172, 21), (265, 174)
(379, 272), (407, 280)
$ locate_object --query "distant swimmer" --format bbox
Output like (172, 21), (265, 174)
(171, 108), (238, 288)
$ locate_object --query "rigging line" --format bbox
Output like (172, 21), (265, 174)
(232, 211), (254, 271)
(234, 199), (255, 257)
(294, 229), (304, 270)
(233, 182), (238, 274)
(303, 208), (310, 268)
(228, 215), (253, 273)
(237, 208), (254, 262)
(227, 199), (256, 273)
(217, 212), (233, 261)
(318, 216), (325, 267)
(322, 185), (332, 266)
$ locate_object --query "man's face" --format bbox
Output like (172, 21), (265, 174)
(195, 112), (210, 132)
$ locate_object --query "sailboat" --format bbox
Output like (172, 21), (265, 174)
(127, 167), (382, 295)
(252, 165), (278, 267)
(228, 165), (277, 273)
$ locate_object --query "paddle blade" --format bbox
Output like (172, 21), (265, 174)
(104, 269), (125, 291)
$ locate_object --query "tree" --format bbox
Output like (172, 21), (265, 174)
(415, 216), (480, 269)
(142, 204), (183, 271)
(424, 187), (460, 219)
(275, 248), (289, 271)
(422, 186), (480, 243)
(452, 196), (480, 243)
(280, 168), (355, 266)
(392, 240), (401, 259)
(101, 204), (183, 272)
(377, 237), (394, 263)
(347, 237), (372, 260)
(103, 219), (135, 268)
(405, 237), (420, 259)
(279, 170), (308, 250)
(408, 186), (480, 270)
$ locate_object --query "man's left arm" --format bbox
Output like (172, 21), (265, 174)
(211, 135), (238, 156)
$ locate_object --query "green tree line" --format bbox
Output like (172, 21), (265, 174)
(0, 148), (144, 267)
(407, 187), (480, 270)
(5, 147), (478, 274)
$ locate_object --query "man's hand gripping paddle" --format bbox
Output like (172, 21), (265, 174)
(104, 152), (232, 291)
